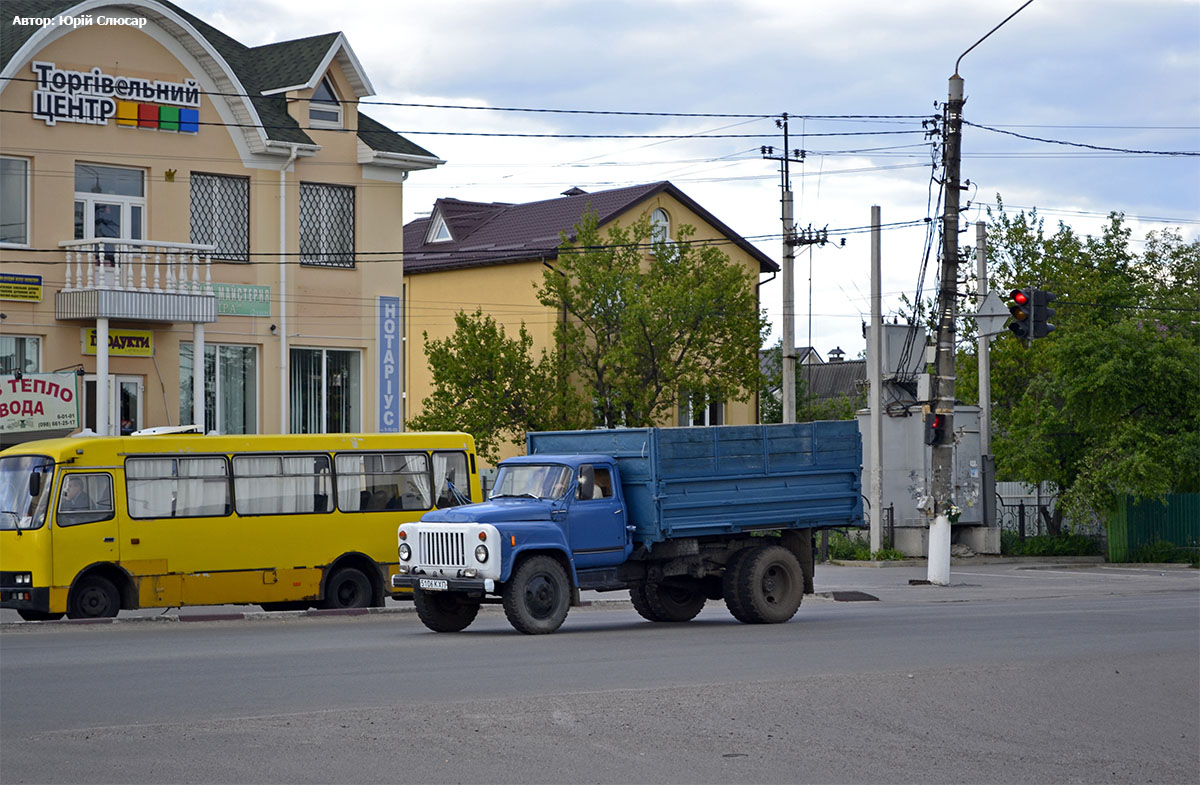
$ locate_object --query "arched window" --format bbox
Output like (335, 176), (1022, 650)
(310, 76), (342, 128)
(650, 208), (670, 247)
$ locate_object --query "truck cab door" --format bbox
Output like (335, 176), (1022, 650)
(566, 464), (630, 568)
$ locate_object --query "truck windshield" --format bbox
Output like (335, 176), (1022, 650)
(491, 464), (572, 501)
(0, 455), (54, 531)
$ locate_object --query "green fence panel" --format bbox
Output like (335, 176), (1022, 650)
(1108, 493), (1200, 562)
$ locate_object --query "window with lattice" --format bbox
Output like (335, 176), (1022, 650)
(189, 173), (249, 262)
(300, 183), (355, 267)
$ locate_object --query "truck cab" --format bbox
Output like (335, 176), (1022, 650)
(391, 454), (633, 634)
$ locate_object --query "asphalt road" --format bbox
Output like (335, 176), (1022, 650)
(1, 561), (1197, 784)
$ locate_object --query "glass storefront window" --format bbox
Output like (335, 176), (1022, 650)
(181, 343), (258, 434)
(289, 348), (361, 434)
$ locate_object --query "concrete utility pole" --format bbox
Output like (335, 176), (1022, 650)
(929, 0), (1036, 584)
(869, 206), (883, 554)
(762, 116), (804, 424)
(928, 73), (963, 586)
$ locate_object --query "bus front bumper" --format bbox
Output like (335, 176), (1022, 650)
(0, 586), (52, 612)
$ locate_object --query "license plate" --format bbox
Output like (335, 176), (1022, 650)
(418, 578), (449, 591)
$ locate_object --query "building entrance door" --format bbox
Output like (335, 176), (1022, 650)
(83, 375), (143, 435)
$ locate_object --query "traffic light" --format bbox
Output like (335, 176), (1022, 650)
(1031, 290), (1057, 338)
(924, 412), (950, 446)
(1008, 288), (1032, 339)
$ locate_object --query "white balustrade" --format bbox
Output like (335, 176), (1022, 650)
(59, 239), (216, 295)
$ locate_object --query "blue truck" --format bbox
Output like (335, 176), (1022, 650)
(391, 422), (863, 634)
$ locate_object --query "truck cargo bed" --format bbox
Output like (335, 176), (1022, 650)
(527, 422), (863, 546)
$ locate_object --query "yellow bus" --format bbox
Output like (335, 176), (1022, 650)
(0, 431), (480, 621)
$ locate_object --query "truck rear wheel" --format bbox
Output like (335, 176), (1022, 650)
(631, 580), (706, 622)
(725, 544), (803, 624)
(502, 555), (570, 634)
(414, 590), (480, 632)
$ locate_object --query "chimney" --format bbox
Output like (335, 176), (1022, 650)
(829, 346), (845, 363)
(562, 187), (587, 197)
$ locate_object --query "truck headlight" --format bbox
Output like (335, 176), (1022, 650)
(399, 543), (411, 561)
(475, 544), (489, 564)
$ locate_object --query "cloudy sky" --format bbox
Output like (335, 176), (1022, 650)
(196, 0), (1198, 358)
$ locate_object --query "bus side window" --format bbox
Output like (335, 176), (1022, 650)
(57, 473), (115, 527)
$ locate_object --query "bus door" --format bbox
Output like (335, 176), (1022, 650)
(52, 472), (119, 589)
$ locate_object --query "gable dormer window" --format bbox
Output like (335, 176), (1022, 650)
(309, 76), (342, 128)
(426, 212), (452, 244)
(650, 208), (670, 245)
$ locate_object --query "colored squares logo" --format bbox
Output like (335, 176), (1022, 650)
(116, 101), (198, 134)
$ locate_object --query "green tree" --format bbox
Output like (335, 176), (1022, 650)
(406, 309), (589, 463)
(956, 201), (1200, 523)
(538, 210), (769, 428)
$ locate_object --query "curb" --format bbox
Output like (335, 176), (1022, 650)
(0, 597), (639, 630)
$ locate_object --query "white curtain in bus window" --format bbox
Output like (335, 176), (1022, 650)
(126, 457), (230, 518)
(233, 454), (332, 515)
(176, 458), (228, 516)
(334, 452), (430, 512)
(433, 452), (469, 508)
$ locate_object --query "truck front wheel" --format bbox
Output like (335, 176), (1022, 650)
(414, 590), (480, 632)
(725, 544), (803, 624)
(502, 555), (570, 634)
(631, 580), (706, 622)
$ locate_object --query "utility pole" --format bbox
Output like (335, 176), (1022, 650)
(763, 116), (804, 424)
(928, 73), (964, 586)
(929, 0), (1035, 584)
(869, 206), (883, 555)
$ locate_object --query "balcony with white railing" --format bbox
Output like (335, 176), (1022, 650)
(55, 239), (219, 324)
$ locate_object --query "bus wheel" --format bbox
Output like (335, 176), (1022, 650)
(17, 610), (65, 622)
(413, 590), (480, 632)
(322, 568), (372, 609)
(67, 576), (120, 619)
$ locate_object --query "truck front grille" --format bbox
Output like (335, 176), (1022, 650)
(420, 530), (466, 568)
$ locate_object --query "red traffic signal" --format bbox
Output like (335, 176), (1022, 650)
(1008, 288), (1033, 339)
(924, 412), (950, 446)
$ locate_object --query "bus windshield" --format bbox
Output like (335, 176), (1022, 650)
(0, 455), (54, 531)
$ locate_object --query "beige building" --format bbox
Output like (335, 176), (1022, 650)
(402, 182), (779, 452)
(1, 0), (441, 445)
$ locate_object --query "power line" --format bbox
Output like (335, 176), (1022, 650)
(964, 120), (1200, 156)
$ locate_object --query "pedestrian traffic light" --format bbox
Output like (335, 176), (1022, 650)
(1008, 288), (1032, 340)
(1031, 289), (1057, 338)
(924, 412), (950, 446)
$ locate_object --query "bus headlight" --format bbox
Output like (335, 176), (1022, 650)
(399, 543), (411, 561)
(475, 544), (489, 564)
(15, 573), (32, 585)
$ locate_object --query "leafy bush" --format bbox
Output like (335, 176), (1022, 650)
(825, 531), (907, 561)
(1128, 539), (1200, 567)
(1001, 529), (1103, 557)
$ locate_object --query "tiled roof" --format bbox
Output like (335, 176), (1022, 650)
(249, 33), (341, 93)
(801, 360), (867, 402)
(404, 182), (778, 274)
(357, 112), (437, 158)
(2, 0), (429, 155)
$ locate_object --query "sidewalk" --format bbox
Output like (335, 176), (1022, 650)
(3, 558), (1195, 628)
